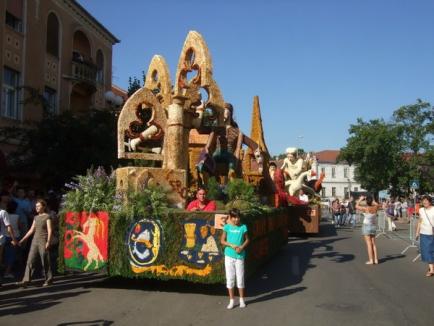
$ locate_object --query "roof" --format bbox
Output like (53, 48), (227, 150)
(111, 84), (128, 100)
(70, 0), (120, 44)
(315, 150), (341, 164)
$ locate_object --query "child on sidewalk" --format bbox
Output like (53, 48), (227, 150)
(221, 208), (250, 309)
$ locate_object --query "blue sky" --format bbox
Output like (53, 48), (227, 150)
(79, 0), (434, 156)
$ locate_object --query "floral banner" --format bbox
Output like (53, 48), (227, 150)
(63, 211), (109, 271)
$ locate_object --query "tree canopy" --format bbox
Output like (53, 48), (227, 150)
(127, 71), (145, 97)
(1, 109), (118, 190)
(339, 99), (433, 196)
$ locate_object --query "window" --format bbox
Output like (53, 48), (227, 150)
(354, 187), (358, 192)
(1, 67), (20, 119)
(332, 187), (336, 197)
(321, 167), (325, 175)
(332, 167), (336, 178)
(321, 188), (326, 198)
(43, 87), (57, 113)
(344, 187), (348, 198)
(5, 11), (23, 33)
(344, 167), (348, 178)
(96, 50), (104, 84)
(46, 13), (60, 57)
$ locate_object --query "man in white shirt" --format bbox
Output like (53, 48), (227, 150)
(394, 199), (402, 218)
(0, 193), (18, 286)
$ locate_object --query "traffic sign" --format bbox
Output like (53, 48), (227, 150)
(410, 180), (419, 189)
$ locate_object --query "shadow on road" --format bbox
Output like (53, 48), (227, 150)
(0, 274), (105, 316)
(379, 254), (406, 263)
(247, 223), (354, 300)
(0, 290), (90, 316)
(57, 320), (113, 326)
(92, 276), (227, 296)
(247, 286), (307, 305)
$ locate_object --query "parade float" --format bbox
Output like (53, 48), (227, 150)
(59, 31), (322, 283)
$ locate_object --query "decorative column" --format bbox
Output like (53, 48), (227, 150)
(163, 95), (188, 170)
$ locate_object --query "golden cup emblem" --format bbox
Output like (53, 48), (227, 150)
(184, 223), (196, 248)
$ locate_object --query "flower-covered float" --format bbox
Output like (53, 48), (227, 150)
(59, 31), (322, 283)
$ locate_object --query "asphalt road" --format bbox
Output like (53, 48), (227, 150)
(1, 220), (433, 326)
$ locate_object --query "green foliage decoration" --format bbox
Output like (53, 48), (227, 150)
(206, 177), (223, 201)
(225, 178), (263, 212)
(122, 185), (169, 218)
(62, 167), (117, 213)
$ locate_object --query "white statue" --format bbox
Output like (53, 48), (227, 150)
(281, 147), (304, 181)
(281, 147), (317, 196)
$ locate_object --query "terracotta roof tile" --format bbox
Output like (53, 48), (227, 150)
(111, 85), (127, 100)
(315, 150), (341, 163)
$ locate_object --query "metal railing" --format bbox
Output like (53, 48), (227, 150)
(374, 210), (420, 261)
(401, 215), (420, 262)
(376, 211), (389, 238)
(71, 60), (97, 86)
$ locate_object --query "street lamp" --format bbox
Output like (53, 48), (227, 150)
(104, 90), (124, 108)
(297, 135), (304, 152)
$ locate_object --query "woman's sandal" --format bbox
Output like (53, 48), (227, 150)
(365, 261), (374, 265)
(425, 271), (434, 277)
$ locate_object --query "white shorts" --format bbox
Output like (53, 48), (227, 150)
(225, 256), (245, 289)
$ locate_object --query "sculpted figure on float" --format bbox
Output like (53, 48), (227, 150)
(280, 147), (314, 196)
(197, 102), (265, 184)
(118, 88), (167, 159)
(116, 31), (266, 208)
(117, 55), (171, 161)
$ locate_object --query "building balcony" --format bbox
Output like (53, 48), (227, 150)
(70, 59), (97, 92)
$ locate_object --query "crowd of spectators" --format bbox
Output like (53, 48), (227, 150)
(0, 181), (60, 287)
(327, 195), (426, 229)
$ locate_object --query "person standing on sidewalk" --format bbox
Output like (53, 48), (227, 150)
(415, 195), (434, 277)
(3, 200), (22, 279)
(0, 193), (18, 286)
(347, 196), (356, 228)
(356, 195), (380, 265)
(385, 199), (397, 231)
(221, 208), (249, 309)
(16, 199), (53, 287)
(332, 199), (341, 227)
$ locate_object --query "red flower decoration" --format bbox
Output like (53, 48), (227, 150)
(65, 212), (80, 226)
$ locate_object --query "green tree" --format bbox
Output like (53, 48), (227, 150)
(127, 71), (146, 97)
(340, 100), (434, 196)
(1, 108), (118, 190)
(392, 99), (434, 193)
(339, 118), (406, 196)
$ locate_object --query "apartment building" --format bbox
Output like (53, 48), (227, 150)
(0, 0), (120, 155)
(315, 150), (365, 199)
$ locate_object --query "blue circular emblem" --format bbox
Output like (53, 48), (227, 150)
(127, 219), (162, 267)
